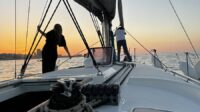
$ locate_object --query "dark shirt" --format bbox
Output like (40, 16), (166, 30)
(42, 30), (66, 59)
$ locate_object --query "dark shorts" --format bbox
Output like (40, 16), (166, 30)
(117, 40), (132, 61)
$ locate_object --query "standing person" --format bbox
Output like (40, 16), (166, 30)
(38, 24), (71, 73)
(114, 26), (132, 62)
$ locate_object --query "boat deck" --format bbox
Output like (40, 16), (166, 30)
(1, 63), (200, 112)
(96, 64), (200, 112)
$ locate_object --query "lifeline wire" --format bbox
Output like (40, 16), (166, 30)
(125, 29), (168, 69)
(14, 0), (17, 78)
(169, 0), (199, 58)
(21, 0), (53, 75)
(57, 41), (100, 67)
(24, 0), (31, 56)
(62, 0), (99, 69)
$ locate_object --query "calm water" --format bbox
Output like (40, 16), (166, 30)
(0, 57), (84, 81)
(0, 53), (189, 81)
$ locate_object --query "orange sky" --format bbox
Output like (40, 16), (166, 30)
(0, 0), (200, 55)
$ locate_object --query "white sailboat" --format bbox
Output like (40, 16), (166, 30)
(0, 0), (200, 112)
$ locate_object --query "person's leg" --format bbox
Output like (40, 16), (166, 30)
(47, 58), (56, 72)
(43, 58), (54, 73)
(122, 40), (132, 61)
(42, 51), (48, 73)
(42, 59), (46, 73)
(42, 55), (56, 73)
(52, 58), (57, 71)
(117, 41), (121, 62)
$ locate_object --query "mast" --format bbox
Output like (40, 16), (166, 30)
(102, 0), (124, 47)
(102, 14), (111, 47)
(74, 0), (116, 47)
(118, 0), (124, 28)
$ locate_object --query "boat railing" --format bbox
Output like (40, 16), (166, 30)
(168, 69), (200, 85)
(90, 47), (113, 66)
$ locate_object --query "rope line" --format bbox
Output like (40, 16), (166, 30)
(39, 0), (49, 24)
(90, 13), (105, 47)
(25, 0), (62, 69)
(62, 0), (99, 71)
(25, 0), (52, 61)
(21, 0), (100, 75)
(20, 0), (60, 75)
(24, 0), (31, 56)
(125, 29), (168, 69)
(14, 0), (17, 78)
(57, 41), (100, 67)
(169, 0), (199, 58)
(21, 0), (52, 72)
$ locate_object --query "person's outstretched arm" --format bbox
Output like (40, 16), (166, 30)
(113, 29), (117, 37)
(64, 46), (71, 59)
(37, 25), (46, 37)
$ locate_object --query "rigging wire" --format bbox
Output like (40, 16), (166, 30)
(169, 0), (199, 58)
(24, 0), (31, 56)
(57, 41), (100, 67)
(23, 0), (52, 64)
(39, 0), (49, 24)
(14, 0), (17, 78)
(21, 0), (58, 75)
(89, 13), (105, 47)
(21, 0), (100, 75)
(125, 29), (168, 69)
(62, 0), (100, 73)
(23, 0), (61, 74)
(26, 0), (62, 63)
(21, 0), (53, 75)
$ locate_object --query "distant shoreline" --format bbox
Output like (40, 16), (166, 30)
(0, 55), (83, 61)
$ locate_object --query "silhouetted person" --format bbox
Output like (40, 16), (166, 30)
(114, 26), (132, 62)
(38, 24), (71, 73)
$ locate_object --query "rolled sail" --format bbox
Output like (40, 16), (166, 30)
(74, 0), (116, 22)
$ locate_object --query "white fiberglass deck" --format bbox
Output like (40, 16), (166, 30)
(25, 65), (122, 80)
(1, 63), (200, 112)
(96, 64), (200, 112)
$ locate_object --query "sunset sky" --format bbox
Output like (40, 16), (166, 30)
(0, 0), (199, 55)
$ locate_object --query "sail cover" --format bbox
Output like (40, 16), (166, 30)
(74, 0), (116, 22)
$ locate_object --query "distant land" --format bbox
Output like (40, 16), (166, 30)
(0, 53), (82, 60)
(0, 53), (41, 60)
(0, 49), (82, 60)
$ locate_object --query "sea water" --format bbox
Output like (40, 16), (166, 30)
(0, 53), (189, 81)
(0, 57), (84, 81)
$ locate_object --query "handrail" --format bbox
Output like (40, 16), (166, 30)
(126, 28), (200, 86)
(168, 70), (200, 85)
